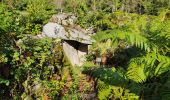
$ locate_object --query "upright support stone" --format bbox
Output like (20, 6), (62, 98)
(63, 41), (80, 66)
(78, 44), (88, 66)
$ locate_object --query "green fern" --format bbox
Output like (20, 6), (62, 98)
(155, 55), (170, 76)
(127, 62), (147, 83)
(97, 80), (112, 100)
(97, 79), (139, 100)
(127, 52), (170, 83)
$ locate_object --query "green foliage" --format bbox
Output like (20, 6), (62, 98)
(23, 0), (55, 35)
(0, 78), (9, 86)
(84, 4), (170, 100)
(1, 0), (170, 99)
(83, 67), (140, 99)
(98, 80), (139, 100)
(0, 3), (12, 32)
(8, 37), (65, 99)
(26, 0), (54, 23)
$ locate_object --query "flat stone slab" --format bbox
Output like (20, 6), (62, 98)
(42, 22), (92, 44)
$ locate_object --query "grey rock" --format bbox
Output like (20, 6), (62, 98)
(61, 20), (69, 26)
(42, 22), (68, 39)
(42, 22), (92, 44)
(63, 41), (80, 66)
(49, 13), (77, 25)
(63, 41), (88, 66)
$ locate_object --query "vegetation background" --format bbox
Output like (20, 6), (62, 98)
(0, 0), (170, 99)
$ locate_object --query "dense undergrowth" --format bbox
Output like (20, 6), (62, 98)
(0, 0), (170, 99)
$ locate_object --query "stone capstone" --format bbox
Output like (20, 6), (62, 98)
(42, 13), (93, 44)
(42, 22), (92, 44)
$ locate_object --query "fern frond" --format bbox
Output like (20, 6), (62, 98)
(154, 55), (170, 76)
(93, 29), (118, 42)
(93, 28), (156, 53)
(126, 61), (147, 83)
(97, 80), (139, 100)
(124, 31), (153, 52)
(97, 80), (113, 100)
(127, 52), (170, 83)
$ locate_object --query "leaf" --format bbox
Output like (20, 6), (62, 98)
(0, 78), (10, 86)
